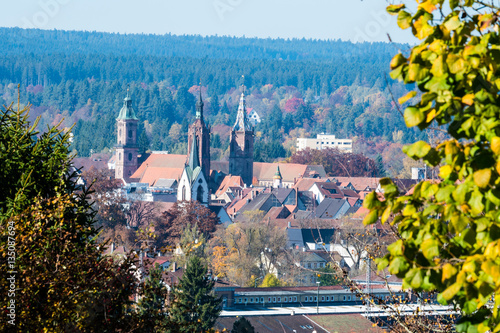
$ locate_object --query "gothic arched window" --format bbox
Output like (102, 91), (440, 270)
(197, 185), (204, 202)
(182, 186), (186, 201)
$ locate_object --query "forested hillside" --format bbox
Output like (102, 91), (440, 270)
(0, 28), (424, 176)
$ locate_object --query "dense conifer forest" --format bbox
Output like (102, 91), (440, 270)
(0, 27), (424, 172)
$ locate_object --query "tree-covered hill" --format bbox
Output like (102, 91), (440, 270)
(0, 27), (422, 175)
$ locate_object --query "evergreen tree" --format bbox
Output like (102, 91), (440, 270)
(231, 317), (255, 333)
(138, 130), (150, 154)
(168, 256), (222, 332)
(0, 101), (137, 332)
(137, 263), (168, 332)
(375, 154), (386, 178)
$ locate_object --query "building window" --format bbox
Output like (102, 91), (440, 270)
(197, 184), (204, 202)
(128, 129), (132, 138)
(128, 153), (132, 161)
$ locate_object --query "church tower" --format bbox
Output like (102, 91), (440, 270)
(187, 88), (211, 182)
(115, 90), (139, 182)
(229, 88), (254, 186)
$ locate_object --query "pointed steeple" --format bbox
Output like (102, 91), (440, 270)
(233, 84), (252, 131)
(188, 134), (200, 170)
(273, 165), (282, 180)
(196, 84), (204, 120)
(117, 88), (138, 120)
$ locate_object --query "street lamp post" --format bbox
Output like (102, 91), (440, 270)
(316, 281), (320, 314)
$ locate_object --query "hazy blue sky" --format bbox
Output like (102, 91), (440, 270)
(2, 0), (415, 43)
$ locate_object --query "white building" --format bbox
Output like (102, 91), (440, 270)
(296, 134), (352, 152)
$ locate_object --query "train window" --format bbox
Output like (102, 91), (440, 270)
(268, 297), (271, 303)
(321, 296), (325, 301)
(343, 296), (346, 301)
(294, 296), (297, 302)
(348, 296), (351, 301)
(284, 297), (287, 302)
(314, 296), (317, 301)
(273, 297), (276, 303)
(238, 298), (242, 303)
(326, 296), (329, 301)
(305, 296), (308, 302)
(261, 298), (264, 303)
(250, 298), (253, 303)
(244, 298), (247, 303)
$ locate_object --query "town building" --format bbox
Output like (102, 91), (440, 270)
(297, 133), (353, 152)
(115, 90), (139, 182)
(229, 89), (254, 186)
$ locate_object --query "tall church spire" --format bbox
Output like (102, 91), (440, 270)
(196, 83), (204, 120)
(188, 133), (200, 170)
(229, 77), (254, 186)
(233, 86), (252, 132)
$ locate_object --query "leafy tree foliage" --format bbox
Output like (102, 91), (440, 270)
(290, 148), (378, 177)
(366, 1), (500, 332)
(317, 264), (344, 286)
(0, 104), (136, 331)
(168, 256), (222, 332)
(259, 273), (283, 288)
(156, 201), (219, 247)
(231, 317), (255, 333)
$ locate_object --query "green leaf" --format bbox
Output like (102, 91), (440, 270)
(404, 107), (425, 127)
(389, 257), (410, 276)
(410, 269), (423, 289)
(404, 141), (431, 159)
(387, 4), (405, 14)
(397, 10), (412, 30)
(390, 53), (407, 69)
(387, 239), (404, 256)
(441, 282), (461, 300)
(421, 238), (440, 260)
(363, 209), (379, 226)
(408, 63), (429, 82)
(444, 15), (462, 31)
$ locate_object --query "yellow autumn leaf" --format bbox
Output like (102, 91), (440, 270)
(419, 1), (437, 13)
(398, 91), (417, 104)
(474, 169), (491, 188)
(462, 94), (474, 106)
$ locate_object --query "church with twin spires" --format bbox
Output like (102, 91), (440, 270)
(114, 85), (255, 205)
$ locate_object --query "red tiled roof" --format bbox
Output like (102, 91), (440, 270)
(215, 175), (244, 197)
(293, 178), (321, 192)
(131, 153), (186, 185)
(333, 177), (381, 192)
(254, 163), (326, 183)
